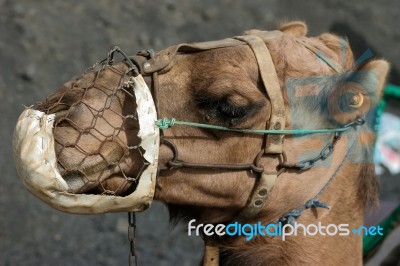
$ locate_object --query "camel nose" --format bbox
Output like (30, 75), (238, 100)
(55, 137), (129, 195)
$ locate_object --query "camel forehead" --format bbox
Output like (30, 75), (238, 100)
(184, 33), (353, 91)
(190, 45), (259, 79)
(181, 45), (263, 103)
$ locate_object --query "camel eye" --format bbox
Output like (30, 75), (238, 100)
(195, 95), (251, 124)
(349, 92), (364, 108)
(216, 102), (247, 119)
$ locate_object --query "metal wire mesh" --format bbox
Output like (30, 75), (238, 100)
(37, 56), (149, 196)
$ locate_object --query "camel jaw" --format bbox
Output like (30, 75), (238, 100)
(13, 75), (159, 214)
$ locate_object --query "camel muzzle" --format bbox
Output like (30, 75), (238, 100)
(13, 67), (160, 214)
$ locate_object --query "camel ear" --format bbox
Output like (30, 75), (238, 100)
(358, 59), (390, 98)
(279, 21), (308, 36)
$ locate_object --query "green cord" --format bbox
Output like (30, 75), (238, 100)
(155, 84), (400, 136)
(155, 118), (357, 135)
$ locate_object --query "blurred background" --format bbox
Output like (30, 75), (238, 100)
(1, 0), (399, 265)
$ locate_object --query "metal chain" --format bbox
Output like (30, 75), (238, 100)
(280, 138), (337, 170)
(128, 212), (138, 266)
(279, 118), (365, 170)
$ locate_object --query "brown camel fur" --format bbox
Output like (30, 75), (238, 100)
(37, 21), (390, 265)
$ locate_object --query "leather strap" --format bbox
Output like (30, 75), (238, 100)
(234, 34), (286, 154)
(140, 38), (246, 74)
(138, 30), (284, 78)
(144, 32), (285, 223)
(203, 237), (219, 266)
(237, 172), (278, 219)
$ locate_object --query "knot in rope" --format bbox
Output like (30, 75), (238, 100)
(156, 118), (176, 129)
(280, 200), (330, 226)
(305, 200), (330, 209)
(280, 209), (303, 226)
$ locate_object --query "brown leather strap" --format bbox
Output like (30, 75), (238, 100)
(140, 31), (284, 76)
(141, 38), (246, 74)
(203, 238), (219, 266)
(234, 34), (286, 154)
(238, 172), (277, 219)
(252, 30), (283, 41)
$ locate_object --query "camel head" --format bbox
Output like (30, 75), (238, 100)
(16, 22), (390, 225)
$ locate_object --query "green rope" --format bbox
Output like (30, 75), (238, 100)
(155, 118), (356, 135)
(156, 85), (399, 136)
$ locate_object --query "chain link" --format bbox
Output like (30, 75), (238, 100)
(128, 212), (138, 266)
(280, 130), (342, 170)
(283, 118), (365, 170)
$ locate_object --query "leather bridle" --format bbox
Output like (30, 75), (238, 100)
(133, 32), (289, 221)
(121, 30), (364, 265)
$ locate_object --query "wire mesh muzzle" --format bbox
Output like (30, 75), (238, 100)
(37, 63), (149, 196)
(13, 47), (158, 213)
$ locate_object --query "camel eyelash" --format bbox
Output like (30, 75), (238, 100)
(195, 96), (248, 120)
(215, 101), (248, 119)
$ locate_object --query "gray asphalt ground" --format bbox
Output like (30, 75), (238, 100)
(1, 0), (399, 265)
